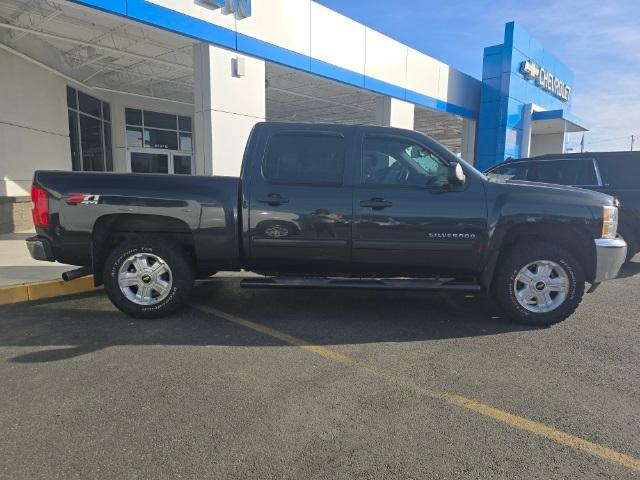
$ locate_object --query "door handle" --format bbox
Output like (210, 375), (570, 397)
(258, 194), (289, 206)
(360, 198), (392, 210)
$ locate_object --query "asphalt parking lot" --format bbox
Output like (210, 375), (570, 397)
(0, 259), (639, 479)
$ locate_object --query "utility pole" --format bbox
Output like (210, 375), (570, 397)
(632, 135), (635, 152)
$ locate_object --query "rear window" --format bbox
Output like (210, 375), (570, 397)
(263, 133), (345, 185)
(596, 158), (640, 189)
(534, 159), (599, 186)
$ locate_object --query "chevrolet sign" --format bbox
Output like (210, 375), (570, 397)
(521, 60), (571, 103)
(201, 0), (251, 18)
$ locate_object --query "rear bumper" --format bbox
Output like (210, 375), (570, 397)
(26, 236), (55, 262)
(593, 238), (627, 283)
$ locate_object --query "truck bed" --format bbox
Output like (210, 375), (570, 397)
(32, 170), (241, 274)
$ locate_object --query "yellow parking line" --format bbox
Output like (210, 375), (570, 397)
(193, 303), (640, 473)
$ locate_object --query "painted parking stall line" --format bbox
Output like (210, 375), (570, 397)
(192, 303), (640, 474)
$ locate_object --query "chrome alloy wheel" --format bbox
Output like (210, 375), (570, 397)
(513, 260), (570, 313)
(118, 253), (173, 306)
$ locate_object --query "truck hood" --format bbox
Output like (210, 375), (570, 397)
(488, 178), (616, 207)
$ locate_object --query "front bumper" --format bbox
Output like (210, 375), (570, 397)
(593, 238), (627, 283)
(26, 236), (55, 262)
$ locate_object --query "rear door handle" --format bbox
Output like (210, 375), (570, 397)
(258, 194), (289, 206)
(360, 198), (392, 210)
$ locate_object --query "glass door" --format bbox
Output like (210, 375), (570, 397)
(128, 149), (193, 175)
(125, 108), (193, 175)
(172, 154), (193, 175)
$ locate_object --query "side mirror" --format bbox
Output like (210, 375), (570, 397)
(448, 161), (466, 186)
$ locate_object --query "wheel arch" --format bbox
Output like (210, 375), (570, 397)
(617, 220), (639, 256)
(92, 214), (196, 285)
(483, 222), (597, 288)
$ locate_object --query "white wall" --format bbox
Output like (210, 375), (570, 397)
(310, 3), (365, 76)
(376, 97), (414, 130)
(364, 28), (408, 90)
(461, 119), (477, 164)
(237, 0), (311, 57)
(194, 43), (265, 177)
(530, 133), (566, 157)
(0, 49), (69, 196)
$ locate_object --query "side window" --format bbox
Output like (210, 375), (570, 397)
(536, 159), (598, 186)
(488, 162), (533, 181)
(362, 136), (449, 187)
(596, 158), (640, 189)
(263, 133), (345, 185)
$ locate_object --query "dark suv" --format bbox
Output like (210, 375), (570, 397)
(485, 152), (640, 260)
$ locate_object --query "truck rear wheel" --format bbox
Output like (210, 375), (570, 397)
(492, 242), (585, 326)
(103, 237), (194, 318)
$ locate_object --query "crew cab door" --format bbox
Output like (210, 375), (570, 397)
(352, 131), (487, 275)
(245, 128), (354, 272)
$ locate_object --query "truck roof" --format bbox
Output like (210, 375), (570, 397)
(253, 121), (417, 137)
(510, 151), (640, 162)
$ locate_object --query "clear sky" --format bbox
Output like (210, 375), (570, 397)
(315, 0), (639, 153)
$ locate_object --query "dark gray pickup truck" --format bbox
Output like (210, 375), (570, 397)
(27, 122), (627, 325)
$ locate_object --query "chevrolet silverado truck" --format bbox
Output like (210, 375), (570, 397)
(26, 122), (627, 326)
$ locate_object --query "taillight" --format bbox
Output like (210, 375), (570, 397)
(31, 185), (49, 227)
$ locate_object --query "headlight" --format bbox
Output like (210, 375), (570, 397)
(602, 206), (619, 239)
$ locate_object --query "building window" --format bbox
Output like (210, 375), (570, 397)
(67, 86), (112, 172)
(125, 108), (193, 174)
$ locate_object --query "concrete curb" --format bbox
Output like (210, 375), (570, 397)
(0, 276), (100, 306)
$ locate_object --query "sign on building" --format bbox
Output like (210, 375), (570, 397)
(521, 60), (572, 103)
(201, 0), (251, 18)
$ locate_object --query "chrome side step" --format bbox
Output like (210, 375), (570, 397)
(240, 277), (481, 292)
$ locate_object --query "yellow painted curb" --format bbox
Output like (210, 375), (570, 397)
(0, 275), (100, 306)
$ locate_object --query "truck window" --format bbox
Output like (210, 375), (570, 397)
(263, 133), (345, 185)
(487, 162), (533, 181)
(596, 158), (640, 189)
(536, 159), (599, 186)
(362, 136), (448, 187)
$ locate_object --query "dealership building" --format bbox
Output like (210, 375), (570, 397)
(0, 0), (586, 232)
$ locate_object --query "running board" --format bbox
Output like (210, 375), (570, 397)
(240, 277), (481, 292)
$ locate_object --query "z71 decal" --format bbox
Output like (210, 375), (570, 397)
(66, 193), (101, 205)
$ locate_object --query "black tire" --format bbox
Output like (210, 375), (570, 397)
(103, 237), (194, 318)
(618, 228), (638, 263)
(492, 242), (585, 327)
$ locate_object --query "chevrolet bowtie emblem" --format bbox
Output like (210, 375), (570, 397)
(521, 60), (541, 80)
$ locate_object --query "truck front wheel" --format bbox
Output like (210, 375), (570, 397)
(492, 242), (585, 326)
(103, 237), (194, 318)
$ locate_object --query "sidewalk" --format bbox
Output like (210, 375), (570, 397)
(0, 231), (254, 305)
(0, 230), (72, 288)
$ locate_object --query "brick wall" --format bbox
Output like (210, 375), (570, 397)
(0, 197), (32, 234)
